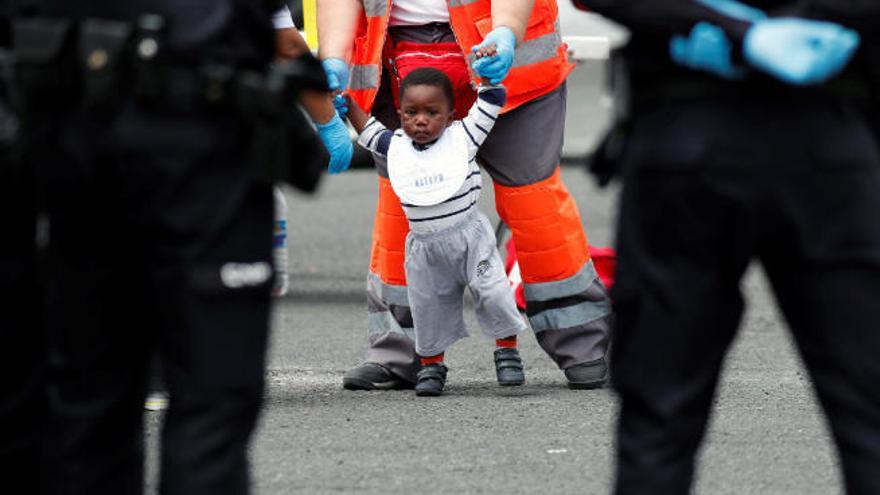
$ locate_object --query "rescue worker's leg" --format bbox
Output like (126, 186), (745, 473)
(609, 108), (754, 493)
(343, 71), (418, 390)
(761, 139), (880, 495)
(479, 84), (612, 388)
(343, 177), (419, 389)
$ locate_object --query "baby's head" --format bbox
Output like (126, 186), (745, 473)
(398, 68), (455, 144)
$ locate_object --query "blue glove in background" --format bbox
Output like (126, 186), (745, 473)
(744, 18), (861, 86)
(695, 0), (767, 23)
(315, 112), (353, 175)
(472, 26), (516, 84)
(670, 22), (746, 80)
(321, 58), (350, 117)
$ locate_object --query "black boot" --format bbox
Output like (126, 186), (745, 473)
(415, 363), (448, 397)
(343, 363), (414, 391)
(564, 357), (608, 390)
(494, 348), (525, 386)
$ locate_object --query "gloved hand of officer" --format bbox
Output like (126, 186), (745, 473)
(322, 58), (350, 117)
(670, 0), (767, 79)
(670, 22), (747, 79)
(743, 18), (861, 86)
(472, 26), (516, 84)
(315, 112), (354, 174)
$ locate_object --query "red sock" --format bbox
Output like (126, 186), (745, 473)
(420, 354), (445, 366)
(495, 335), (517, 348)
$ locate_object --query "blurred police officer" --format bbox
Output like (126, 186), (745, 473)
(5, 1), (325, 493)
(573, 1), (880, 493)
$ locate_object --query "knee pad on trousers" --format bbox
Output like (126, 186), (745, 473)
(370, 177), (410, 286)
(494, 167), (589, 284)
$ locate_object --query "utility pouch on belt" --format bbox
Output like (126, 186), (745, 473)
(9, 18), (77, 111)
(78, 19), (132, 110)
(238, 52), (329, 193)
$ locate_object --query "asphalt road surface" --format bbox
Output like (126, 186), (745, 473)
(144, 68), (843, 495)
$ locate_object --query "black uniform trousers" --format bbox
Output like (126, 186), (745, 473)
(38, 98), (274, 495)
(611, 96), (880, 495)
(0, 130), (44, 488)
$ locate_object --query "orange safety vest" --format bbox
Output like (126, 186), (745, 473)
(348, 0), (574, 114)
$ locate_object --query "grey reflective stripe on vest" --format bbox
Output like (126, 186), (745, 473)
(447, 0), (480, 7)
(524, 260), (612, 334)
(350, 64), (380, 90)
(513, 30), (562, 68)
(362, 0), (388, 17)
(464, 29), (562, 70)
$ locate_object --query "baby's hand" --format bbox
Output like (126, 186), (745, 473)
(474, 44), (499, 86)
(474, 43), (498, 60)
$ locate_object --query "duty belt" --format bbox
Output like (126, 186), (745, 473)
(4, 15), (327, 113)
(2, 14), (330, 193)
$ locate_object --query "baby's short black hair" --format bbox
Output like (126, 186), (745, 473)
(399, 67), (455, 109)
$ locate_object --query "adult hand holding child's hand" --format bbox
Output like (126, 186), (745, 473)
(472, 26), (516, 84)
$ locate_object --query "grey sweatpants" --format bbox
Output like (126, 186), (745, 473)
(405, 211), (528, 357)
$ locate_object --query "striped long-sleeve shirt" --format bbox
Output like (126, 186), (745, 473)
(358, 85), (506, 233)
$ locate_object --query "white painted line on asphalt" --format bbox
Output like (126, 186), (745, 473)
(267, 369), (341, 388)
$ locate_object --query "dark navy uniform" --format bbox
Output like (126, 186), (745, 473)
(0, 1), (45, 488)
(575, 1), (880, 494)
(11, 1), (287, 494)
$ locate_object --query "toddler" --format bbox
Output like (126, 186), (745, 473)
(347, 64), (527, 396)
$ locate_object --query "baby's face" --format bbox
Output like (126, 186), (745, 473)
(398, 85), (454, 144)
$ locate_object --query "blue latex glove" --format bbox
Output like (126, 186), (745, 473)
(315, 112), (353, 174)
(471, 26), (516, 84)
(321, 57), (350, 117)
(695, 0), (767, 23)
(744, 18), (861, 86)
(670, 22), (746, 79)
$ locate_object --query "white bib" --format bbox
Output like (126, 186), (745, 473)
(387, 125), (470, 207)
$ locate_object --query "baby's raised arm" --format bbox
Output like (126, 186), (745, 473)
(459, 84), (507, 158)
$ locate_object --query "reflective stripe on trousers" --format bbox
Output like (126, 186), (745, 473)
(364, 271), (419, 381)
(524, 260), (612, 368)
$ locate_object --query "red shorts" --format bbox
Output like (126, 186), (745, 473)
(383, 40), (477, 119)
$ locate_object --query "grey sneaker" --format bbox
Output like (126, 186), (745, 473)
(415, 363), (448, 397)
(494, 348), (525, 386)
(343, 363), (414, 391)
(564, 358), (608, 390)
